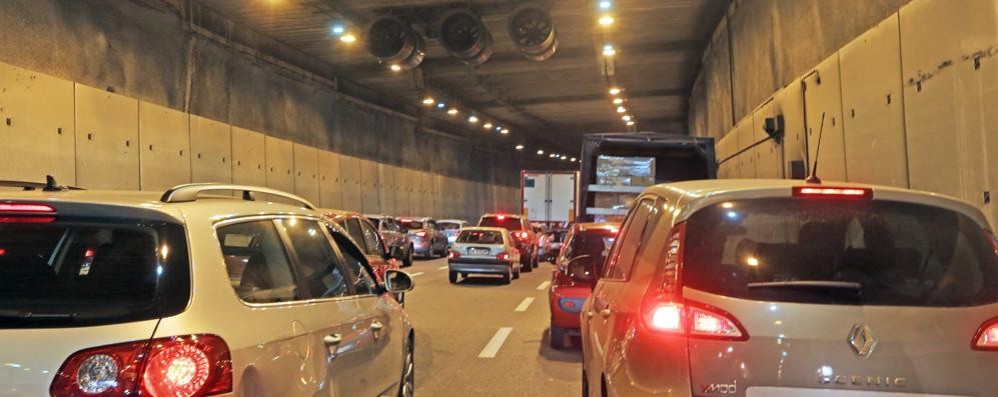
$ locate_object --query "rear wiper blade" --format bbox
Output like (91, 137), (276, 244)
(0, 310), (77, 320)
(747, 281), (862, 290)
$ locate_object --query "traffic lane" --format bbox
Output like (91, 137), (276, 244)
(403, 258), (582, 396)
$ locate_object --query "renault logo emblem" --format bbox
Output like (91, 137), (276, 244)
(848, 324), (878, 357)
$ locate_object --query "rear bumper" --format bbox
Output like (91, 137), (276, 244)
(449, 260), (512, 274)
(549, 285), (589, 328)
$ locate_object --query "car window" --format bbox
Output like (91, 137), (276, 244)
(400, 220), (424, 230)
(329, 231), (378, 296)
(578, 229), (619, 275)
(359, 220), (385, 256)
(604, 198), (655, 280)
(0, 220), (189, 328)
(277, 218), (349, 299)
(683, 199), (998, 307)
(438, 222), (462, 230)
(478, 216), (525, 230)
(218, 220), (300, 304)
(457, 230), (504, 244)
(344, 218), (368, 253)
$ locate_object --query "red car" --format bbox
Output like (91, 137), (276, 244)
(478, 213), (540, 271)
(548, 222), (619, 349)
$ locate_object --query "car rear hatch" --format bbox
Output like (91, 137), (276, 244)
(453, 229), (510, 262)
(0, 200), (190, 395)
(674, 195), (998, 396)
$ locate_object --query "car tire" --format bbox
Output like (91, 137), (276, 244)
(502, 270), (511, 284)
(512, 266), (520, 280)
(521, 255), (534, 273)
(398, 339), (414, 397)
(581, 370), (589, 397)
(449, 271), (458, 284)
(550, 325), (568, 349)
(403, 246), (414, 267)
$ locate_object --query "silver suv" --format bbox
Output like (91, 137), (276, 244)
(0, 181), (415, 397)
(580, 179), (998, 396)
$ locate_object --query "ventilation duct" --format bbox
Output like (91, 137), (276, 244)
(438, 9), (494, 65)
(366, 15), (425, 70)
(507, 3), (558, 61)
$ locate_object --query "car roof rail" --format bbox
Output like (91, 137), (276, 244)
(0, 175), (82, 191)
(160, 183), (317, 210)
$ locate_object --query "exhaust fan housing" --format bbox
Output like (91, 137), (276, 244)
(508, 3), (558, 61)
(438, 9), (494, 66)
(366, 15), (425, 70)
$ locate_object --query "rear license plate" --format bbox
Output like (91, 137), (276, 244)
(469, 248), (489, 255)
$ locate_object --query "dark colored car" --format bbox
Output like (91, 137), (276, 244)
(478, 213), (540, 271)
(400, 217), (448, 258)
(320, 209), (402, 281)
(547, 223), (619, 349)
(540, 229), (569, 262)
(366, 214), (415, 267)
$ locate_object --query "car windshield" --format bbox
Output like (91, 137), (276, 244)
(438, 222), (462, 230)
(457, 230), (504, 244)
(0, 219), (189, 328)
(400, 220), (424, 230)
(479, 216), (525, 231)
(683, 199), (998, 307)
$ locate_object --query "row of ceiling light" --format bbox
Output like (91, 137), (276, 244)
(596, 1), (637, 129)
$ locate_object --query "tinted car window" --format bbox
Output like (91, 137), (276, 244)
(573, 229), (618, 275)
(683, 199), (998, 307)
(438, 222), (462, 230)
(344, 218), (368, 252)
(278, 219), (349, 299)
(400, 220), (424, 230)
(218, 220), (300, 304)
(330, 232), (378, 295)
(479, 216), (525, 231)
(457, 230), (504, 244)
(605, 199), (656, 280)
(0, 220), (189, 328)
(359, 220), (384, 256)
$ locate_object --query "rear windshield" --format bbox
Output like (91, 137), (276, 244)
(400, 220), (424, 230)
(683, 199), (998, 307)
(438, 222), (462, 230)
(479, 216), (525, 231)
(457, 230), (505, 244)
(0, 219), (189, 328)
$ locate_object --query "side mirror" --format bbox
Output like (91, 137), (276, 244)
(387, 245), (405, 260)
(566, 255), (595, 284)
(383, 270), (415, 293)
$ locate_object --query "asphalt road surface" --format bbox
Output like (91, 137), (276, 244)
(404, 256), (582, 396)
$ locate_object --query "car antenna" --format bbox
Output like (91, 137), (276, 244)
(805, 112), (826, 184)
(43, 175), (67, 192)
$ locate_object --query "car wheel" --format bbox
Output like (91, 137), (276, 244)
(502, 270), (511, 284)
(398, 339), (414, 397)
(550, 325), (568, 349)
(512, 266), (520, 280)
(581, 370), (589, 397)
(449, 271), (458, 284)
(403, 246), (414, 267)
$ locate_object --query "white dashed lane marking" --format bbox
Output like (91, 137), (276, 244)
(537, 281), (551, 290)
(437, 265), (449, 270)
(514, 297), (535, 312)
(410, 272), (425, 277)
(478, 327), (513, 358)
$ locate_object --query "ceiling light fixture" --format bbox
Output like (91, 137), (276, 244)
(330, 24), (345, 36)
(389, 64), (402, 72)
(602, 44), (616, 56)
(626, 120), (636, 126)
(609, 87), (622, 95)
(422, 97), (435, 105)
(447, 108), (459, 115)
(616, 106), (626, 113)
(598, 15), (615, 26)
(622, 115), (632, 121)
(570, 157), (577, 162)
(598, 1), (612, 10)
(468, 115), (479, 123)
(515, 145), (524, 150)
(436, 102), (446, 109)
(340, 33), (357, 43)
(537, 150), (545, 155)
(612, 98), (623, 105)
(500, 129), (510, 134)
(483, 122), (493, 129)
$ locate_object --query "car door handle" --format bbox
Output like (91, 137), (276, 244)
(323, 333), (343, 346)
(370, 321), (384, 331)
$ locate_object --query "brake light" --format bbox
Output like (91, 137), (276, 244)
(448, 250), (460, 259)
(640, 223), (748, 341)
(497, 215), (506, 220)
(0, 202), (57, 223)
(973, 318), (998, 351)
(496, 252), (511, 261)
(51, 335), (232, 397)
(516, 231), (529, 239)
(0, 248), (5, 256)
(792, 186), (873, 199)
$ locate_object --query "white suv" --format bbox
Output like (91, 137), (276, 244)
(0, 181), (415, 397)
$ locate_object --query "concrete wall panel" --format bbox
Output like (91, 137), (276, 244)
(360, 159), (379, 214)
(293, 144), (319, 205)
(138, 101), (190, 191)
(840, 14), (909, 187)
(231, 127), (266, 187)
(378, 163), (396, 215)
(318, 150), (342, 209)
(803, 55), (848, 182)
(190, 115), (231, 184)
(74, 84), (139, 189)
(0, 62), (75, 183)
(774, 81), (807, 178)
(752, 100), (784, 179)
(733, 118), (755, 179)
(340, 155), (362, 212)
(265, 137), (294, 194)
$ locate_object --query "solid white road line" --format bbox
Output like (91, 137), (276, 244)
(410, 272), (425, 277)
(478, 327), (513, 358)
(514, 297), (535, 312)
(437, 265), (449, 270)
(537, 281), (551, 290)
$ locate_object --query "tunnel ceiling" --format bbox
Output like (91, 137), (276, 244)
(194, 0), (727, 150)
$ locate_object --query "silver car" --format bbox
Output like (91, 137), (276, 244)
(580, 179), (998, 396)
(0, 182), (416, 397)
(447, 226), (522, 284)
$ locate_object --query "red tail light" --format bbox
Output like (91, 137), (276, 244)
(640, 223), (748, 341)
(448, 250), (460, 259)
(0, 202), (56, 223)
(512, 231), (529, 240)
(496, 252), (511, 261)
(496, 215), (506, 220)
(51, 334), (232, 397)
(792, 186), (873, 199)
(973, 318), (998, 351)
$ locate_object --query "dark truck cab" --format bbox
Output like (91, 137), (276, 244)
(577, 132), (716, 223)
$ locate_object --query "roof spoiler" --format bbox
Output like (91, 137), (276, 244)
(0, 175), (82, 192)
